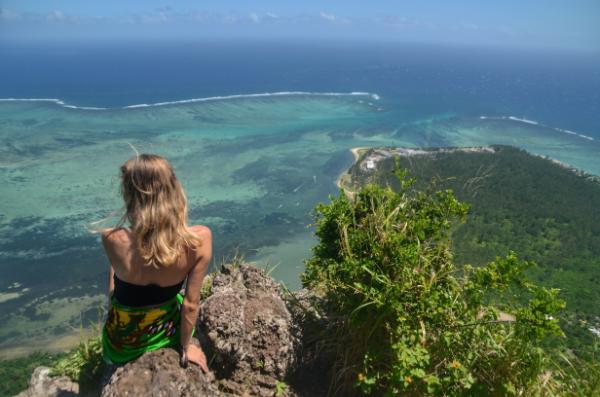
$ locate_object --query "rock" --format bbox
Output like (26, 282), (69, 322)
(284, 289), (333, 397)
(101, 348), (221, 397)
(15, 366), (79, 397)
(285, 288), (325, 329)
(21, 265), (320, 397)
(199, 264), (298, 396)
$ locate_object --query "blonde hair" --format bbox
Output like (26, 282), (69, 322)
(117, 154), (201, 267)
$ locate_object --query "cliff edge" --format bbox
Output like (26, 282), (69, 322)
(16, 264), (327, 397)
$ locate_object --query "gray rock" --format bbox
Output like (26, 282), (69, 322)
(14, 366), (79, 397)
(22, 264), (313, 397)
(199, 264), (298, 396)
(100, 348), (221, 397)
(284, 288), (332, 397)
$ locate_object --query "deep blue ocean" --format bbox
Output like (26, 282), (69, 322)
(1, 39), (599, 135)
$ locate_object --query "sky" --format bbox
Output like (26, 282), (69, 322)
(1, 1), (599, 51)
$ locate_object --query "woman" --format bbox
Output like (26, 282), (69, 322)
(101, 154), (210, 372)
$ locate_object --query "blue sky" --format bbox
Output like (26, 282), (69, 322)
(1, 1), (599, 50)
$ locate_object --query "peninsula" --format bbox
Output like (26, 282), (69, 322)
(339, 145), (600, 350)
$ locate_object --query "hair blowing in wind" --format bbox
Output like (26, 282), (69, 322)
(118, 154), (201, 267)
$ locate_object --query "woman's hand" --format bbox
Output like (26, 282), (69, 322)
(184, 344), (208, 373)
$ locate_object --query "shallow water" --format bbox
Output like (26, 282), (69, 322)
(1, 92), (599, 356)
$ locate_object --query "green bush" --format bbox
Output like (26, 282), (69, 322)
(0, 352), (65, 396)
(52, 333), (104, 392)
(550, 344), (600, 397)
(303, 169), (568, 396)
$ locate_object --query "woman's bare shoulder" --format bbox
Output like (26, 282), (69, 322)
(188, 225), (212, 255)
(101, 227), (131, 246)
(188, 225), (212, 240)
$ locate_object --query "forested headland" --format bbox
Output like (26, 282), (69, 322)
(345, 145), (600, 354)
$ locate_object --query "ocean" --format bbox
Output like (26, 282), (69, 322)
(0, 39), (599, 356)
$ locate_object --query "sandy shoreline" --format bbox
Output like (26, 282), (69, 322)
(350, 147), (366, 162)
(336, 147), (367, 190)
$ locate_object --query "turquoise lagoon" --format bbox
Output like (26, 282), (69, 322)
(1, 93), (599, 356)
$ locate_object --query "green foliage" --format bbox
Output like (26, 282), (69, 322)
(52, 333), (104, 392)
(275, 380), (289, 396)
(200, 272), (214, 300)
(359, 146), (600, 320)
(548, 343), (600, 396)
(303, 168), (567, 396)
(0, 352), (65, 396)
(352, 146), (600, 356)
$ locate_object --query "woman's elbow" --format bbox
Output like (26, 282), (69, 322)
(181, 298), (200, 315)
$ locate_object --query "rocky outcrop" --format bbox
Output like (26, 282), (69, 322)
(100, 348), (220, 397)
(284, 288), (333, 397)
(199, 264), (298, 396)
(15, 367), (79, 397)
(17, 264), (324, 397)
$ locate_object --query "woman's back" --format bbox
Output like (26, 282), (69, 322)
(102, 225), (209, 288)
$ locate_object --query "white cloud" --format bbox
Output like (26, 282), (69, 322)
(317, 11), (351, 25)
(0, 8), (21, 21)
(249, 12), (259, 24)
(136, 9), (172, 24)
(320, 11), (336, 22)
(41, 9), (86, 24)
(46, 10), (65, 22)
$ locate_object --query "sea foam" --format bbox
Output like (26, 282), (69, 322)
(479, 115), (595, 142)
(0, 91), (380, 111)
(507, 116), (539, 125)
(0, 98), (107, 110)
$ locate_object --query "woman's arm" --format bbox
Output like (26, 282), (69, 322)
(108, 265), (115, 297)
(180, 226), (212, 371)
(101, 230), (116, 305)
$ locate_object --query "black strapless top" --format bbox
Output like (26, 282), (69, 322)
(113, 274), (185, 307)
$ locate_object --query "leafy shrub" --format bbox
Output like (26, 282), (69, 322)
(550, 344), (600, 396)
(302, 169), (567, 396)
(52, 333), (104, 392)
(0, 352), (64, 396)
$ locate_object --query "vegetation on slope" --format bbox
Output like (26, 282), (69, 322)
(51, 334), (104, 393)
(303, 167), (587, 395)
(0, 352), (66, 396)
(346, 146), (600, 352)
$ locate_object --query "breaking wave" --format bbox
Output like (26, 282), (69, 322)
(479, 115), (595, 142)
(0, 91), (380, 111)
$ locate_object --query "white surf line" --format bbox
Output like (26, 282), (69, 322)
(123, 91), (379, 108)
(479, 115), (595, 142)
(0, 91), (381, 111)
(0, 98), (107, 110)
